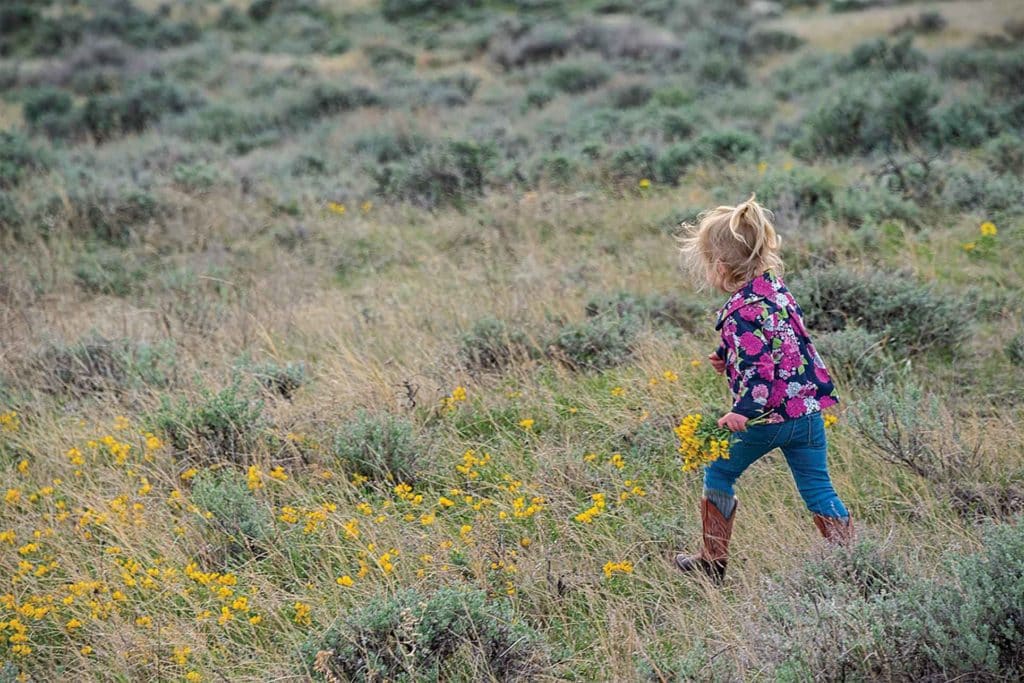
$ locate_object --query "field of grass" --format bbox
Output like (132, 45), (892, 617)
(2, 0), (1024, 680)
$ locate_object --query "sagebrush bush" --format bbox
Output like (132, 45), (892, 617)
(797, 73), (939, 157)
(79, 77), (198, 142)
(373, 140), (495, 209)
(0, 130), (49, 190)
(73, 249), (149, 295)
(548, 314), (640, 371)
(941, 167), (1024, 213)
(150, 383), (265, 464)
(585, 291), (707, 333)
(190, 468), (273, 561)
(1007, 332), (1024, 365)
(544, 59), (611, 94)
(459, 317), (537, 371)
(757, 518), (1024, 679)
(307, 585), (546, 682)
(935, 99), (1002, 148)
(838, 34), (926, 73)
(236, 358), (308, 399)
(983, 132), (1024, 175)
(793, 267), (966, 354)
(34, 335), (175, 397)
(813, 327), (892, 385)
(332, 411), (422, 483)
(754, 166), (837, 226)
(62, 181), (164, 244)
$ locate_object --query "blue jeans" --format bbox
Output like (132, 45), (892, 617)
(703, 412), (849, 519)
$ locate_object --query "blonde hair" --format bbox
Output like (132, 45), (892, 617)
(678, 194), (783, 292)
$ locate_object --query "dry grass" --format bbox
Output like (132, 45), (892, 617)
(766, 0), (1024, 50)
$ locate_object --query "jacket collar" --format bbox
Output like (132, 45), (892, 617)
(715, 270), (785, 330)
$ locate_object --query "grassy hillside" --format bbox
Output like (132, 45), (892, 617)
(1, 0), (1024, 680)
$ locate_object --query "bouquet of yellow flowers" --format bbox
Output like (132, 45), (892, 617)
(674, 411), (768, 472)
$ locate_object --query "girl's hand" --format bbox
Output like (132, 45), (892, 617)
(717, 412), (749, 432)
(708, 353), (726, 374)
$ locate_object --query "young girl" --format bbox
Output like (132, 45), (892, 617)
(674, 195), (852, 583)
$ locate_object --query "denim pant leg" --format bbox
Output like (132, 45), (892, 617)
(703, 422), (786, 497)
(780, 413), (849, 518)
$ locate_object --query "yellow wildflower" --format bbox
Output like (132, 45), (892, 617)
(980, 221), (997, 236)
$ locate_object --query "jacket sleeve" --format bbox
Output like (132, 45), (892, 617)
(727, 309), (777, 419)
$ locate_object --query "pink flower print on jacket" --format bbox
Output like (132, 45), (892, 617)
(714, 271), (839, 423)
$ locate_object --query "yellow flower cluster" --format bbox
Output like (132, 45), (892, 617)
(442, 386), (467, 411)
(675, 413), (732, 473)
(574, 493), (606, 524)
(0, 411), (19, 433)
(455, 449), (491, 479)
(602, 561), (633, 578)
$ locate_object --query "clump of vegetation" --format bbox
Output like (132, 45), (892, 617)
(150, 383), (265, 464)
(372, 140), (495, 209)
(548, 315), (640, 371)
(235, 358), (309, 400)
(34, 335), (176, 397)
(0, 130), (49, 190)
(544, 59), (611, 94)
(793, 268), (966, 355)
(757, 519), (1024, 679)
(585, 291), (708, 333)
(307, 586), (547, 682)
(190, 468), (274, 562)
(458, 317), (537, 371)
(813, 327), (892, 385)
(331, 411), (422, 484)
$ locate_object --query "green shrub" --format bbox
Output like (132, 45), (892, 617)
(544, 60), (611, 94)
(607, 82), (653, 109)
(982, 132), (1024, 175)
(754, 167), (837, 224)
(812, 328), (892, 385)
(1007, 332), (1024, 365)
(190, 468), (273, 560)
(373, 140), (496, 210)
(236, 358), (308, 399)
(935, 99), (1002, 148)
(797, 73), (939, 157)
(758, 518), (1024, 679)
(172, 161), (224, 194)
(150, 383), (265, 463)
(73, 249), (149, 296)
(64, 182), (164, 244)
(938, 48), (1024, 97)
(833, 184), (921, 229)
(22, 87), (73, 130)
(284, 83), (380, 124)
(382, 0), (478, 21)
(793, 268), (966, 354)
(838, 34), (925, 73)
(34, 336), (176, 397)
(609, 144), (656, 181)
(655, 143), (695, 184)
(585, 291), (707, 332)
(80, 77), (198, 142)
(532, 153), (577, 188)
(0, 194), (21, 235)
(751, 29), (804, 53)
(352, 129), (428, 163)
(0, 130), (49, 189)
(548, 314), (640, 371)
(331, 411), (422, 483)
(691, 129), (759, 163)
(941, 167), (1024, 213)
(306, 585), (546, 682)
(459, 317), (537, 371)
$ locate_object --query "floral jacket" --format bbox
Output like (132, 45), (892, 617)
(714, 271), (838, 424)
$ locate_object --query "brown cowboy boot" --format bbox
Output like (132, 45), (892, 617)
(674, 497), (737, 583)
(813, 514), (855, 545)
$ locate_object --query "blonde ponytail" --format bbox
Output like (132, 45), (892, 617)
(678, 194), (784, 291)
